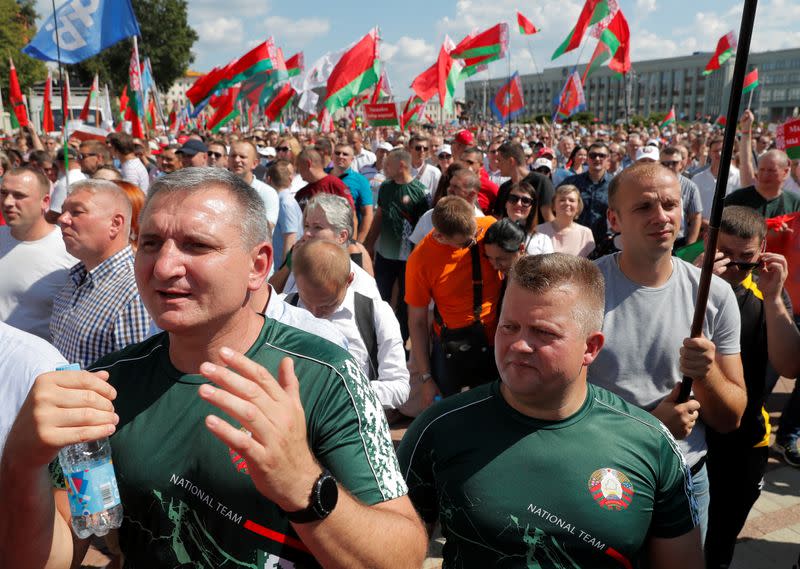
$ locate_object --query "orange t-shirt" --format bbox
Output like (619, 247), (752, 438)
(405, 216), (502, 340)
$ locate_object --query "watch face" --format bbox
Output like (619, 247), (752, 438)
(317, 475), (338, 514)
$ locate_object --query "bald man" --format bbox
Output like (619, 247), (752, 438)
(289, 240), (410, 411)
(51, 179), (151, 368)
(229, 141), (280, 228)
(0, 167), (76, 338)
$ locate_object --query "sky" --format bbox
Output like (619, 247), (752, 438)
(37, 0), (800, 98)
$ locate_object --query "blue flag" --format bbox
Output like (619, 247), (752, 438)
(23, 0), (140, 64)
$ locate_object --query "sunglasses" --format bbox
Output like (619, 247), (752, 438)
(588, 152), (608, 160)
(414, 145), (428, 152)
(207, 151), (223, 159)
(276, 146), (291, 152)
(79, 153), (98, 159)
(334, 151), (352, 157)
(438, 153), (452, 159)
(728, 260), (761, 270)
(507, 194), (534, 207)
(661, 160), (681, 167)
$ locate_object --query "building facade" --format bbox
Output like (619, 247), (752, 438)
(163, 70), (203, 108)
(465, 47), (800, 124)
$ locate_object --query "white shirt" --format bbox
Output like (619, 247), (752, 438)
(783, 176), (800, 196)
(284, 259), (381, 300)
(692, 166), (741, 218)
(411, 162), (441, 197)
(120, 157), (150, 193)
(0, 227), (76, 339)
(0, 322), (67, 452)
(250, 178), (280, 228)
(50, 169), (87, 213)
(409, 205), (485, 245)
(261, 285), (348, 349)
(524, 232), (555, 255)
(293, 287), (410, 409)
(288, 173), (306, 198)
(353, 148), (377, 173)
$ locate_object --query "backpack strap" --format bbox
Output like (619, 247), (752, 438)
(353, 292), (378, 382)
(433, 241), (483, 329)
(286, 292), (300, 307)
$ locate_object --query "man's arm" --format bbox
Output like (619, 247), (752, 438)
(407, 305), (431, 376)
(738, 110), (756, 187)
(363, 206), (382, 256)
(0, 370), (118, 569)
(680, 338), (746, 433)
(646, 528), (704, 569)
(760, 252), (800, 378)
(685, 212), (702, 245)
(357, 204), (374, 243)
(198, 351), (428, 569)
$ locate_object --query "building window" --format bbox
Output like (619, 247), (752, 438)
(788, 87), (800, 100)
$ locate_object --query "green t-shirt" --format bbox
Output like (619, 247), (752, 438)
(724, 186), (800, 219)
(376, 179), (430, 260)
(54, 317), (406, 568)
(397, 381), (698, 569)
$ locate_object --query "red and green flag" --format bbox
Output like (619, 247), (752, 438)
(285, 52), (304, 78)
(410, 38), (461, 112)
(400, 95), (426, 130)
(222, 39), (277, 88)
(555, 71), (586, 121)
(552, 0), (614, 60)
(742, 68), (759, 95)
(517, 12), (538, 35)
(452, 23), (508, 78)
(324, 29), (381, 115)
(659, 107), (676, 130)
(8, 58), (29, 129)
(715, 115), (727, 128)
(581, 9), (630, 83)
(42, 71), (54, 133)
(703, 31), (737, 75)
(776, 117), (800, 160)
(263, 82), (295, 122)
(207, 86), (241, 133)
(79, 74), (99, 122)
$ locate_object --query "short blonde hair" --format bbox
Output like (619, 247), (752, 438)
(555, 185), (584, 217)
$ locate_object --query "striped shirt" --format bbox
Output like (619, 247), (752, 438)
(50, 246), (151, 368)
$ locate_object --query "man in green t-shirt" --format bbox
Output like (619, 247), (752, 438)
(398, 254), (703, 568)
(0, 168), (427, 568)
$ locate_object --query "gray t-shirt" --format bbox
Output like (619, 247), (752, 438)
(588, 253), (741, 466)
(678, 175), (703, 239)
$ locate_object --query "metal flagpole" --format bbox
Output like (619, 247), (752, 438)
(678, 0), (759, 402)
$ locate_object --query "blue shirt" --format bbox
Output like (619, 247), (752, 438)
(558, 171), (614, 244)
(339, 169), (373, 223)
(273, 190), (303, 271)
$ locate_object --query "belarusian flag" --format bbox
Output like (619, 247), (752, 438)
(42, 71), (54, 133)
(324, 29), (381, 115)
(400, 95), (426, 130)
(581, 10), (630, 83)
(517, 12), (538, 35)
(411, 38), (461, 112)
(715, 115), (727, 128)
(742, 68), (759, 95)
(703, 31), (737, 75)
(452, 23), (508, 77)
(186, 64), (229, 106)
(207, 86), (241, 132)
(8, 58), (29, 128)
(286, 52), (304, 78)
(555, 71), (586, 121)
(264, 82), (295, 122)
(659, 107), (676, 130)
(79, 74), (99, 122)
(552, 0), (613, 60)
(222, 39), (277, 89)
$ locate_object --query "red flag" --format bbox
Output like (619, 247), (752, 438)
(556, 72), (586, 121)
(264, 83), (296, 122)
(517, 12), (538, 35)
(606, 11), (630, 74)
(704, 31), (737, 75)
(79, 74), (98, 122)
(42, 71), (55, 133)
(324, 29), (380, 114)
(490, 72), (524, 125)
(207, 86), (241, 132)
(8, 58), (29, 128)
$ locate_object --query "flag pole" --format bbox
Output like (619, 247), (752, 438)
(678, 0), (759, 402)
(50, 0), (70, 192)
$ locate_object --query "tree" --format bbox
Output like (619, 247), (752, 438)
(0, 0), (47, 99)
(71, 0), (197, 92)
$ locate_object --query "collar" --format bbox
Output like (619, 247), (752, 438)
(70, 245), (133, 287)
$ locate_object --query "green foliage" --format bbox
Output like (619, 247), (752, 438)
(569, 111), (595, 125)
(649, 111), (668, 124)
(71, 0), (197, 92)
(0, 0), (47, 97)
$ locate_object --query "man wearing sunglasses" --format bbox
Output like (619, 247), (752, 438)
(408, 135), (441, 198)
(701, 206), (800, 569)
(558, 141), (614, 246)
(206, 140), (228, 169)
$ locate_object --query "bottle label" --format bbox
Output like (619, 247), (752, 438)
(64, 461), (121, 516)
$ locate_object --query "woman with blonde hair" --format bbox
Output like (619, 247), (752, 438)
(536, 184), (595, 257)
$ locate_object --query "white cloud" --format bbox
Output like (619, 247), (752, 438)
(635, 0), (657, 15)
(190, 0), (270, 22)
(264, 16), (330, 48)
(195, 17), (244, 45)
(383, 37), (437, 62)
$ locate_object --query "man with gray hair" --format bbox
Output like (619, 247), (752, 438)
(1, 167), (427, 569)
(399, 253), (703, 568)
(50, 178), (152, 368)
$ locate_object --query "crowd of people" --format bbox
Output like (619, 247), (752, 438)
(0, 111), (799, 568)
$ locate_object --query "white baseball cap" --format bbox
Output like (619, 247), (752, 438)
(635, 146), (660, 162)
(533, 158), (553, 171)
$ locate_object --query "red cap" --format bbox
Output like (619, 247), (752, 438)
(454, 129), (474, 145)
(537, 146), (556, 158)
(177, 135), (190, 145)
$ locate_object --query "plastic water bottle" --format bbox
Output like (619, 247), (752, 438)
(56, 364), (123, 538)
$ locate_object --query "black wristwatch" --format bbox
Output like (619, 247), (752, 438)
(286, 469), (339, 524)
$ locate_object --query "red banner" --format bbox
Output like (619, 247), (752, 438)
(363, 102), (399, 127)
(776, 117), (800, 160)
